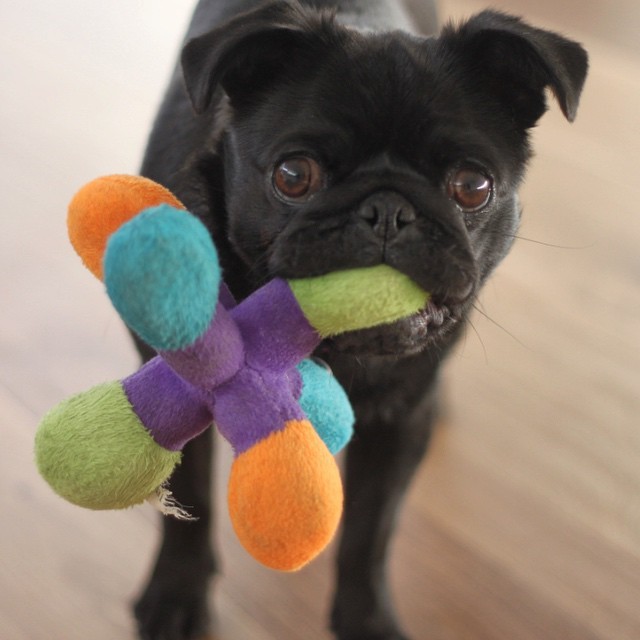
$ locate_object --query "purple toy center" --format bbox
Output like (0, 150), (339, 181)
(122, 358), (212, 451)
(214, 366), (307, 454)
(160, 301), (245, 392)
(123, 278), (321, 455)
(232, 279), (320, 373)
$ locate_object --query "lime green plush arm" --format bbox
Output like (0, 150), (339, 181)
(288, 264), (430, 338)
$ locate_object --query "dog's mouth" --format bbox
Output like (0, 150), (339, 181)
(317, 297), (463, 357)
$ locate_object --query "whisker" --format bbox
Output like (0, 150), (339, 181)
(471, 303), (530, 350)
(465, 317), (489, 364)
(487, 229), (594, 250)
(471, 294), (488, 315)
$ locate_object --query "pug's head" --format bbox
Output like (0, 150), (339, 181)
(181, 1), (587, 355)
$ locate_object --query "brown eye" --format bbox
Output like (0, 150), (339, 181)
(273, 156), (324, 202)
(447, 168), (493, 212)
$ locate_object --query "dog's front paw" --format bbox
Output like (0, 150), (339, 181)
(133, 569), (212, 640)
(331, 588), (411, 640)
(334, 624), (411, 640)
(335, 632), (410, 640)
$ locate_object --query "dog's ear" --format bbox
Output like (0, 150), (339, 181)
(441, 11), (588, 127)
(182, 0), (331, 113)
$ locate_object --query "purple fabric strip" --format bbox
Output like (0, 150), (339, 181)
(288, 365), (303, 401)
(218, 282), (237, 310)
(160, 301), (244, 393)
(231, 278), (320, 374)
(122, 357), (212, 451)
(213, 365), (305, 454)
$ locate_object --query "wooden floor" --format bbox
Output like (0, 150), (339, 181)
(1, 1), (639, 639)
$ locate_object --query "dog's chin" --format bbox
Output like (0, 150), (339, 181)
(317, 300), (464, 358)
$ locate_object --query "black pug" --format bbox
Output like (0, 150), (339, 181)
(132, 1), (588, 638)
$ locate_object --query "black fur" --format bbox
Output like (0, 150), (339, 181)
(133, 2), (587, 638)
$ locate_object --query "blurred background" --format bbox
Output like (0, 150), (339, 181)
(1, 1), (638, 638)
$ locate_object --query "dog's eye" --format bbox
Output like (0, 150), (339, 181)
(272, 157), (324, 202)
(447, 168), (493, 212)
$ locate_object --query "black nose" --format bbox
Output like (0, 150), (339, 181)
(357, 191), (417, 240)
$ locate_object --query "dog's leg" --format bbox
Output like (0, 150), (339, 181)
(134, 429), (216, 640)
(331, 386), (437, 640)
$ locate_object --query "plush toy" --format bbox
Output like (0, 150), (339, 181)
(35, 175), (430, 571)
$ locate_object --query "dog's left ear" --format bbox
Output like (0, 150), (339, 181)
(441, 11), (588, 127)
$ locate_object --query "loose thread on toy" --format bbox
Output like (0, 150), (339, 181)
(147, 485), (197, 521)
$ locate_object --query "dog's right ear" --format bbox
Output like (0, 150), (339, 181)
(182, 1), (331, 113)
